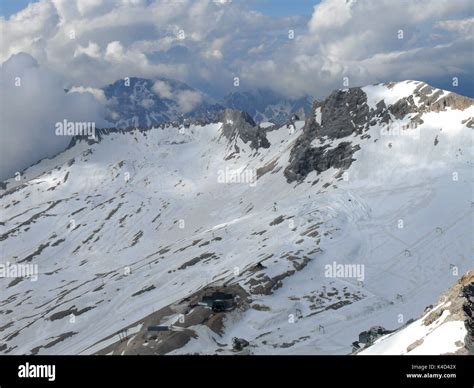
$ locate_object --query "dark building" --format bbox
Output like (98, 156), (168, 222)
(198, 292), (234, 312)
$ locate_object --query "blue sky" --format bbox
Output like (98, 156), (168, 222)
(0, 0), (35, 17)
(251, 0), (317, 16)
(0, 0), (318, 18)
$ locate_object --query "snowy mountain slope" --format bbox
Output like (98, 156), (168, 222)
(359, 271), (473, 355)
(0, 80), (472, 355)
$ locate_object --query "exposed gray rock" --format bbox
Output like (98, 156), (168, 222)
(232, 337), (250, 351)
(369, 100), (391, 127)
(318, 87), (370, 138)
(389, 95), (417, 120)
(386, 82), (473, 122)
(462, 280), (474, 355)
(285, 141), (360, 182)
(358, 326), (393, 345)
(284, 82), (473, 183)
(219, 109), (270, 150)
(284, 87), (372, 182)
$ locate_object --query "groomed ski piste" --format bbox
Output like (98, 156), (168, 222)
(0, 80), (472, 355)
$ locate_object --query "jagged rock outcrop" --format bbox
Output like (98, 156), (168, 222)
(284, 87), (371, 182)
(352, 326), (394, 352)
(358, 326), (393, 345)
(219, 109), (270, 150)
(419, 271), (474, 355)
(286, 141), (360, 183)
(386, 82), (473, 124)
(461, 274), (474, 354)
(317, 88), (370, 138)
(284, 81), (474, 183)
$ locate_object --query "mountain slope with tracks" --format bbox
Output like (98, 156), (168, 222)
(1, 80), (472, 355)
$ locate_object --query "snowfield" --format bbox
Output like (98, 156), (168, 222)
(360, 271), (473, 355)
(0, 80), (472, 355)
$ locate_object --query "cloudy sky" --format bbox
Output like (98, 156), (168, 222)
(1, 0), (473, 98)
(0, 0), (473, 179)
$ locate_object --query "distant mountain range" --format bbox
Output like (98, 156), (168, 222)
(102, 77), (312, 128)
(222, 89), (312, 124)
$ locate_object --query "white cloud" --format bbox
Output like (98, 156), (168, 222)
(140, 98), (155, 109)
(202, 38), (225, 60)
(176, 90), (203, 113)
(0, 1), (59, 63)
(308, 0), (354, 31)
(68, 85), (108, 104)
(0, 0), (298, 94)
(152, 80), (173, 99)
(105, 41), (125, 62)
(0, 53), (109, 180)
(76, 0), (104, 16)
(242, 0), (474, 97)
(151, 79), (203, 113)
(248, 43), (266, 55)
(74, 41), (101, 59)
(0, 0), (472, 100)
(435, 17), (474, 37)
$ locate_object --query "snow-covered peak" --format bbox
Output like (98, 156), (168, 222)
(284, 80), (473, 182)
(363, 80), (472, 113)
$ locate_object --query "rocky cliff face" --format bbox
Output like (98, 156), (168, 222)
(418, 271), (473, 355)
(387, 82), (473, 119)
(219, 109), (270, 151)
(285, 87), (376, 182)
(460, 274), (474, 354)
(285, 81), (474, 183)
